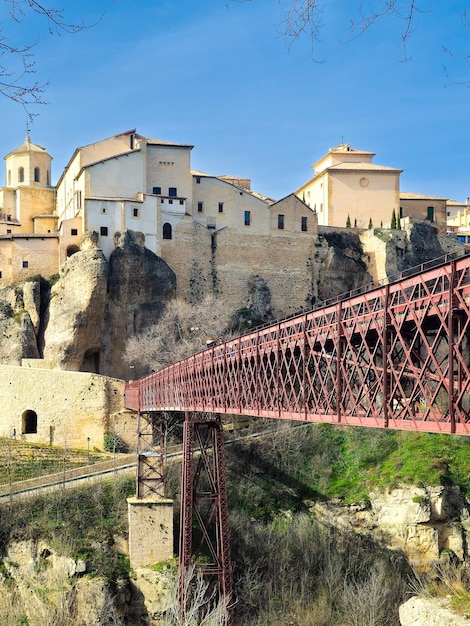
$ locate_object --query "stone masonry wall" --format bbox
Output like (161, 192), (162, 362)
(0, 364), (125, 450)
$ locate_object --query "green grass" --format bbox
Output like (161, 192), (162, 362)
(226, 423), (470, 516)
(0, 437), (113, 485)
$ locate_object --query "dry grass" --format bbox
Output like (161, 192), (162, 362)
(0, 437), (113, 485)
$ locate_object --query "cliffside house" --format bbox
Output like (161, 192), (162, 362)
(295, 143), (402, 229)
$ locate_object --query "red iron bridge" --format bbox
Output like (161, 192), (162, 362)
(124, 251), (470, 621)
(126, 252), (470, 435)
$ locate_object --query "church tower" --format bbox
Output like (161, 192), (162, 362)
(0, 133), (56, 235)
(4, 132), (53, 188)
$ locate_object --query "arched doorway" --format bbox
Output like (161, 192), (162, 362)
(22, 410), (38, 434)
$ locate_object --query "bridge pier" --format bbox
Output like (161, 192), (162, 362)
(127, 496), (174, 569)
(128, 411), (174, 569)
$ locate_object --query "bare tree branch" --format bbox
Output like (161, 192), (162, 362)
(0, 1), (105, 115)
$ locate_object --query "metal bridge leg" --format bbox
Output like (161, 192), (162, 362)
(179, 411), (232, 624)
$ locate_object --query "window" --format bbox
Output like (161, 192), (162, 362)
(7, 229), (11, 234)
(34, 167), (40, 182)
(18, 167), (24, 183)
(198, 202), (204, 213)
(7, 170), (11, 186)
(130, 134), (134, 149)
(101, 207), (107, 214)
(22, 410), (37, 434)
(163, 223), (172, 240)
(0, 271), (2, 278)
(133, 207), (139, 217)
(196, 177), (201, 184)
(153, 186), (161, 195)
(22, 260), (29, 268)
(169, 199), (173, 205)
(179, 199), (184, 205)
(301, 216), (308, 232)
(169, 187), (177, 197)
(100, 226), (108, 236)
(399, 207), (403, 218)
(244, 210), (251, 226)
(427, 206), (435, 222)
(278, 214), (285, 230)
(47, 170), (50, 186)
(218, 202), (224, 213)
(71, 228), (78, 236)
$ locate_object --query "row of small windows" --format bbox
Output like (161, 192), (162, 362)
(153, 186), (177, 197)
(197, 202), (225, 213)
(277, 215), (308, 231)
(9, 167), (48, 184)
(86, 214), (310, 242)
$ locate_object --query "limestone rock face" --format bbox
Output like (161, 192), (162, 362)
(101, 230), (176, 378)
(399, 596), (468, 626)
(23, 279), (41, 334)
(311, 485), (470, 570)
(0, 286), (38, 364)
(1, 539), (130, 625)
(316, 230), (372, 302)
(43, 247), (108, 370)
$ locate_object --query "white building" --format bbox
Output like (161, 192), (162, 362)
(56, 129), (272, 263)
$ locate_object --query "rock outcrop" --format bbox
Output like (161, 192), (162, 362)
(101, 230), (177, 378)
(399, 596), (469, 626)
(43, 242), (109, 371)
(311, 484), (470, 570)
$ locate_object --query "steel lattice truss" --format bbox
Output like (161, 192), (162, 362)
(179, 412), (232, 619)
(126, 255), (470, 435)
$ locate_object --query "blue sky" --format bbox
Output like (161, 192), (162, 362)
(1, 0), (469, 201)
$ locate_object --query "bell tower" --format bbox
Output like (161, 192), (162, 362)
(4, 132), (53, 188)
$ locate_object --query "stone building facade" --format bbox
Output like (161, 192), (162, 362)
(0, 364), (126, 450)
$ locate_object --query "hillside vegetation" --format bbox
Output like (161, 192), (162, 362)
(1, 423), (470, 624)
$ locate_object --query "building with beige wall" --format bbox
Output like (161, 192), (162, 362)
(399, 192), (447, 236)
(0, 134), (58, 285)
(447, 198), (470, 243)
(0, 364), (126, 450)
(296, 144), (402, 229)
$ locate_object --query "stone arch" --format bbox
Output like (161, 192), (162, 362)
(67, 244), (80, 257)
(22, 409), (38, 434)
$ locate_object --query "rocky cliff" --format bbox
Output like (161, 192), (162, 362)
(0, 224), (462, 379)
(311, 484), (470, 571)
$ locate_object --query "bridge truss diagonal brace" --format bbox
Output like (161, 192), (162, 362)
(136, 411), (165, 499)
(179, 411), (232, 624)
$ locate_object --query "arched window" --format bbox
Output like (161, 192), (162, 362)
(46, 170), (50, 186)
(163, 222), (172, 240)
(18, 167), (24, 183)
(22, 409), (38, 434)
(7, 170), (11, 186)
(34, 167), (40, 182)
